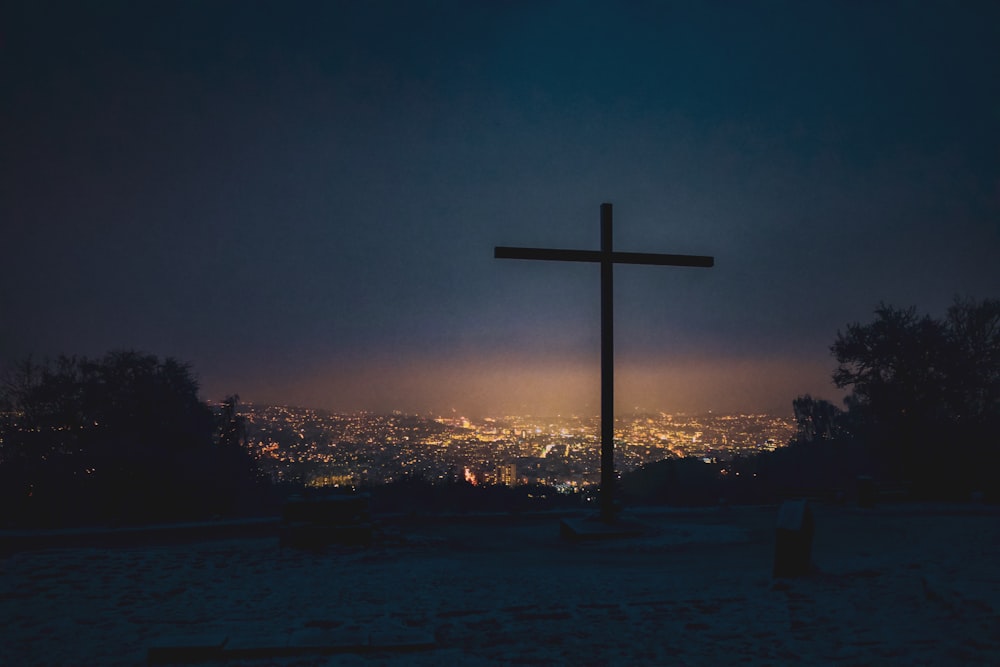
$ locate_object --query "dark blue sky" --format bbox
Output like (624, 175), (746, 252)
(3, 1), (998, 416)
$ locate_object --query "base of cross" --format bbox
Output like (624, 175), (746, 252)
(559, 514), (651, 541)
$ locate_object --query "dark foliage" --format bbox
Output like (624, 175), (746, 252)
(831, 298), (1000, 497)
(620, 440), (878, 508)
(0, 351), (266, 526)
(622, 298), (999, 507)
(791, 395), (847, 444)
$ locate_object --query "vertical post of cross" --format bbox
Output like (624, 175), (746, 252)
(493, 203), (713, 527)
(600, 203), (615, 522)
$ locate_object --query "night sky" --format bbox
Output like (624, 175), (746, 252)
(3, 1), (998, 417)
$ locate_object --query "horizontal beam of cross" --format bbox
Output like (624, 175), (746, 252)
(494, 203), (714, 524)
(494, 246), (714, 268)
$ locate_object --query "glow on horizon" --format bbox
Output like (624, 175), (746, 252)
(205, 352), (841, 418)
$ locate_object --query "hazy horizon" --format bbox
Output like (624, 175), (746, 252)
(203, 351), (840, 418)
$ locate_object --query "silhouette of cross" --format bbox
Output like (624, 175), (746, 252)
(495, 203), (714, 522)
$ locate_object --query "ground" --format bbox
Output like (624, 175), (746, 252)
(2, 502), (999, 666)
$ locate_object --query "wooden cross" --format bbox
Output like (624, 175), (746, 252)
(495, 203), (714, 522)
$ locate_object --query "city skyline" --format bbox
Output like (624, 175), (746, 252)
(4, 2), (998, 418)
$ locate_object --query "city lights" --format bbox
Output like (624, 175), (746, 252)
(241, 405), (795, 489)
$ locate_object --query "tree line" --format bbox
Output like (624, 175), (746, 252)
(795, 297), (998, 496)
(624, 297), (999, 504)
(0, 350), (267, 526)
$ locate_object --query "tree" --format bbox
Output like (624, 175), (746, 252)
(211, 393), (269, 514)
(830, 298), (1000, 494)
(0, 350), (260, 525)
(832, 304), (950, 425)
(791, 394), (845, 443)
(943, 297), (1000, 425)
(217, 394), (248, 451)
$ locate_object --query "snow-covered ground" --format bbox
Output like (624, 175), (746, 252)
(2, 503), (998, 665)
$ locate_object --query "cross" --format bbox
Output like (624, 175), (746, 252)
(495, 203), (714, 523)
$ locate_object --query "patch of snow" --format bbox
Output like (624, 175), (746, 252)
(1, 504), (998, 665)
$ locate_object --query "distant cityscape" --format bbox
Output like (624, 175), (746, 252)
(241, 406), (796, 492)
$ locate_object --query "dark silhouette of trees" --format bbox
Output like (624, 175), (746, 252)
(0, 351), (263, 526)
(832, 298), (1000, 496)
(791, 394), (846, 444)
(943, 297), (1000, 426)
(217, 394), (248, 450)
(211, 393), (271, 515)
(623, 298), (999, 507)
